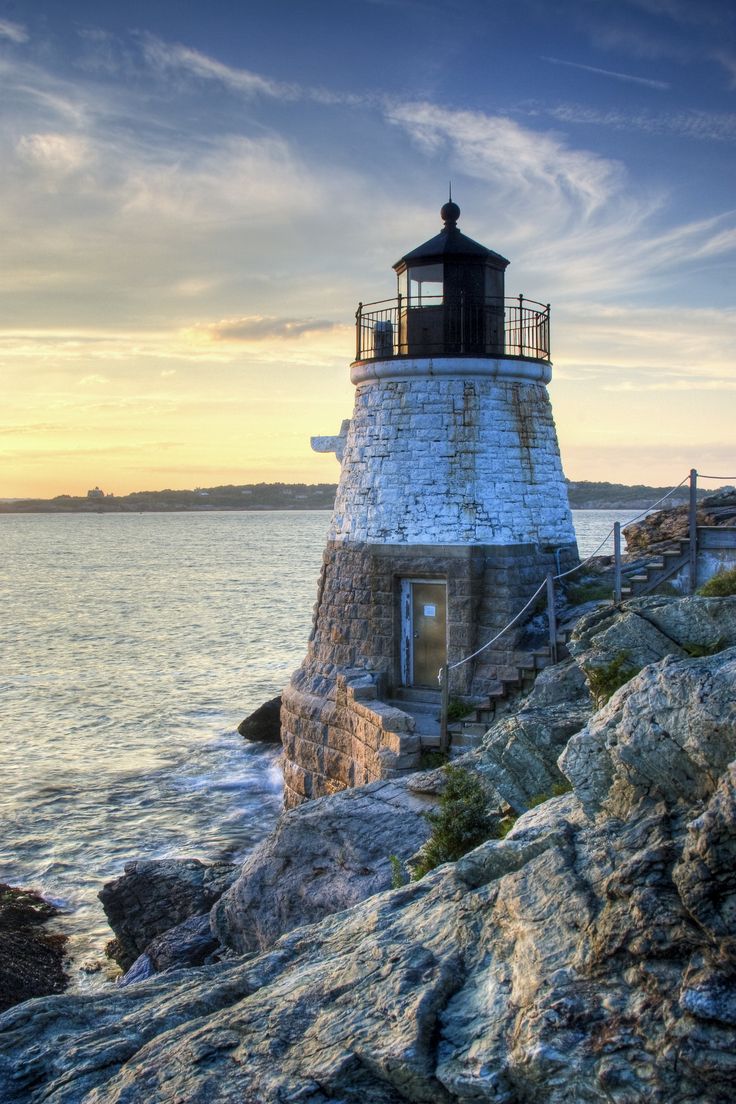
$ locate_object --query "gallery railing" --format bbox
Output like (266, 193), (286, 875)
(354, 294), (550, 363)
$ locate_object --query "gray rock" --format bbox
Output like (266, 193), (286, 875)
(99, 859), (238, 970)
(3, 647), (736, 1103)
(211, 777), (437, 955)
(4, 602), (735, 1102)
(560, 647), (736, 818)
(118, 954), (154, 987)
(237, 695), (282, 743)
(119, 915), (221, 987)
(461, 659), (592, 812)
(673, 761), (736, 940)
(567, 596), (736, 693)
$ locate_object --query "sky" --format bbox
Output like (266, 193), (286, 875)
(1, 0), (735, 497)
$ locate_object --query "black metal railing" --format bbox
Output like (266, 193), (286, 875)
(354, 294), (550, 363)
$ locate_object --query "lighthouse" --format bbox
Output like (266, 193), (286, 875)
(281, 201), (578, 808)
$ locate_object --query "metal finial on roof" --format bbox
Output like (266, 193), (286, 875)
(440, 188), (460, 229)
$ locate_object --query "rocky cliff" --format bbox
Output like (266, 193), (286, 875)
(1, 597), (735, 1103)
(624, 488), (736, 552)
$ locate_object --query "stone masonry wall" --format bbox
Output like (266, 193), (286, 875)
(328, 374), (575, 547)
(281, 675), (421, 808)
(281, 538), (577, 807)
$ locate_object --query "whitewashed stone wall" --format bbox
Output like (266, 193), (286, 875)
(328, 369), (575, 547)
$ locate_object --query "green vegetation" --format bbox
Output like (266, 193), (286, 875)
(419, 749), (450, 770)
(412, 766), (493, 880)
(388, 855), (409, 890)
(447, 697), (473, 722)
(564, 480), (701, 509)
(564, 578), (613, 606)
(697, 567), (736, 597)
(494, 815), (518, 838)
(584, 651), (642, 709)
(527, 779), (574, 808)
(681, 639), (728, 658)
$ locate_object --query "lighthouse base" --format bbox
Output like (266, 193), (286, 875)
(280, 538), (577, 808)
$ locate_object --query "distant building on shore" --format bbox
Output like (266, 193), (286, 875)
(86, 487), (106, 499)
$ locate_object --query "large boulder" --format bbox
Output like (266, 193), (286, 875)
(561, 646), (736, 818)
(470, 658), (592, 811)
(99, 859), (238, 971)
(214, 660), (593, 957)
(211, 775), (438, 955)
(2, 648), (736, 1101)
(237, 696), (282, 743)
(118, 915), (221, 988)
(567, 594), (736, 677)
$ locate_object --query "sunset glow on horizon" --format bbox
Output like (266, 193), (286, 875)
(2, 0), (735, 498)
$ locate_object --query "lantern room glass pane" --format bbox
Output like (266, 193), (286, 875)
(408, 264), (443, 307)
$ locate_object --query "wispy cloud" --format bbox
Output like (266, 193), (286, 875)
(715, 51), (736, 89)
(521, 101), (736, 144)
(541, 55), (670, 90)
(385, 100), (736, 299)
(196, 316), (341, 342)
(0, 19), (28, 44)
(141, 36), (299, 100)
(139, 34), (366, 107)
(77, 374), (110, 386)
(605, 378), (736, 392)
(386, 100), (622, 220)
(627, 0), (729, 31)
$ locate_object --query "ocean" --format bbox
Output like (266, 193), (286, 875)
(0, 509), (634, 988)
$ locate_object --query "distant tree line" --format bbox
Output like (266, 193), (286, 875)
(0, 479), (718, 514)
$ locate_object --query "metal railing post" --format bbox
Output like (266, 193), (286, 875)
(689, 468), (698, 594)
(518, 293), (523, 355)
(613, 522), (622, 605)
(355, 302), (362, 361)
(439, 665), (450, 754)
(546, 574), (558, 665)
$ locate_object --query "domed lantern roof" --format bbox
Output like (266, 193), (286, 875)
(388, 200), (510, 358)
(393, 200), (509, 273)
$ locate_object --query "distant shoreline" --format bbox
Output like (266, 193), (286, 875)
(0, 479), (716, 515)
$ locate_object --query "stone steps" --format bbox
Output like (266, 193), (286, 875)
(387, 631), (572, 757)
(447, 631), (571, 754)
(620, 539), (690, 598)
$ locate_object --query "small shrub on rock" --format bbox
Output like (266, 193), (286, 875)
(388, 855), (408, 889)
(697, 567), (736, 597)
(681, 639), (727, 657)
(447, 697), (473, 722)
(412, 766), (493, 880)
(527, 779), (574, 808)
(585, 651), (642, 709)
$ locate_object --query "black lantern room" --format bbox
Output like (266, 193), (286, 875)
(393, 200), (509, 357)
(354, 202), (550, 364)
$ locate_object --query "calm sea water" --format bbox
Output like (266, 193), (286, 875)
(0, 508), (633, 988)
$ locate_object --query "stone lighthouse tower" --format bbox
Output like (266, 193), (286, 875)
(281, 201), (578, 808)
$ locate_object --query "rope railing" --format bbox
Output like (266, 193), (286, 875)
(437, 466), (732, 749)
(446, 580), (547, 672)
